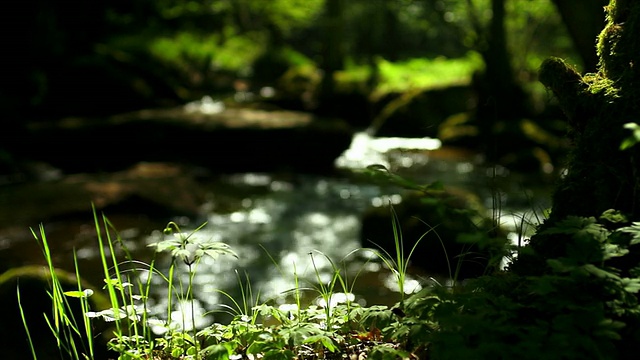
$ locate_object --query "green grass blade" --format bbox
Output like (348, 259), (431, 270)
(17, 283), (38, 360)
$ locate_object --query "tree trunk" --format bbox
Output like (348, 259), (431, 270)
(318, 0), (345, 101)
(473, 0), (530, 161)
(550, 0), (608, 72)
(513, 0), (640, 272)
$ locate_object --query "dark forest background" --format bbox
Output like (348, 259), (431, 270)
(0, 0), (608, 176)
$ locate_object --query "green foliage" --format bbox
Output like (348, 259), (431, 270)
(28, 225), (98, 360)
(16, 284), (37, 360)
(434, 0), (577, 72)
(197, 302), (404, 360)
(239, 0), (324, 36)
(367, 204), (436, 301)
(620, 122), (640, 150)
(28, 197), (640, 360)
(147, 30), (268, 74)
(371, 51), (485, 95)
(355, 164), (445, 194)
(402, 210), (640, 359)
(28, 207), (416, 359)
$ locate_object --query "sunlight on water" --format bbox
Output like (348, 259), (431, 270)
(315, 292), (356, 308)
(137, 130), (552, 328)
(184, 95), (225, 114)
(143, 174), (386, 325)
(383, 274), (423, 294)
(335, 131), (441, 170)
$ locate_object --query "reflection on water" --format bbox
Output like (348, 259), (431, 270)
(142, 172), (396, 329)
(0, 130), (554, 333)
(134, 132), (552, 330)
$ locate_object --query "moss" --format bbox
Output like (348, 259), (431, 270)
(521, 0), (640, 266)
(582, 73), (619, 97)
(597, 1), (640, 95)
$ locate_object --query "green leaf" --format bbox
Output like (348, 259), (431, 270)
(203, 247), (237, 259)
(369, 344), (410, 360)
(595, 319), (625, 340)
(86, 305), (141, 322)
(531, 275), (560, 295)
(303, 335), (337, 352)
(148, 238), (181, 252)
(541, 216), (608, 243)
(599, 209), (628, 225)
(278, 323), (322, 346)
(246, 339), (273, 355)
(602, 243), (629, 260)
(581, 264), (620, 280)
(171, 347), (183, 358)
(173, 248), (192, 261)
(620, 278), (640, 293)
(547, 258), (575, 273)
(360, 305), (394, 329)
(64, 288), (93, 298)
(619, 222), (640, 245)
(204, 344), (232, 360)
(620, 122), (640, 150)
(424, 180), (444, 191)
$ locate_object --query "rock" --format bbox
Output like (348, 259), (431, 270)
(0, 162), (207, 230)
(360, 189), (507, 280)
(10, 105), (354, 175)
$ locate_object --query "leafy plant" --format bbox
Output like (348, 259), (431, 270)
(140, 220), (237, 359)
(27, 224), (98, 360)
(414, 210), (640, 359)
(366, 204), (435, 303)
(32, 195), (617, 360)
(620, 122), (640, 150)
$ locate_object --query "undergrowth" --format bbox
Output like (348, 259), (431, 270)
(18, 189), (640, 359)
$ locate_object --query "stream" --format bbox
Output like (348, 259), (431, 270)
(0, 129), (556, 332)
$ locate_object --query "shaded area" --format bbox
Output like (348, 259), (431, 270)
(6, 104), (353, 176)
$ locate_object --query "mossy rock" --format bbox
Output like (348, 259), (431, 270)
(0, 265), (112, 359)
(360, 189), (507, 280)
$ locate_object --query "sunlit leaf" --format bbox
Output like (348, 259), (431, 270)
(103, 278), (133, 290)
(171, 347), (183, 358)
(303, 335), (337, 352)
(602, 243), (629, 260)
(86, 305), (141, 322)
(620, 278), (640, 293)
(620, 122), (640, 150)
(581, 264), (620, 280)
(148, 239), (181, 252)
(619, 222), (640, 245)
(64, 288), (93, 298)
(540, 216), (600, 237)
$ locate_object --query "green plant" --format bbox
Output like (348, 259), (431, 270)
(23, 205), (242, 360)
(26, 224), (98, 360)
(413, 210), (640, 359)
(366, 205), (435, 303)
(140, 220), (237, 359)
(23, 198), (515, 360)
(620, 122), (640, 150)
(210, 269), (262, 324)
(259, 244), (367, 330)
(17, 283), (38, 360)
(306, 249), (359, 332)
(86, 207), (159, 359)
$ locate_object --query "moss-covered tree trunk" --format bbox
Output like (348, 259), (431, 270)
(514, 0), (640, 272)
